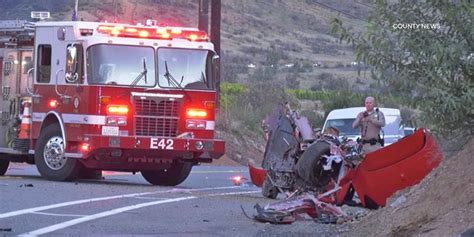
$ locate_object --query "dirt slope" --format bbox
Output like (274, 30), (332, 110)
(346, 138), (474, 236)
(215, 130), (265, 166)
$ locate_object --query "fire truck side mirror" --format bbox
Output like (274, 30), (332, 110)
(57, 27), (66, 41)
(26, 68), (35, 96)
(65, 44), (79, 83)
(212, 54), (220, 88)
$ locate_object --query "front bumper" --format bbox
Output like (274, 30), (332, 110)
(67, 135), (225, 161)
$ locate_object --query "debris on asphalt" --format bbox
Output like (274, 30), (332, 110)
(19, 183), (34, 187)
(389, 195), (407, 208)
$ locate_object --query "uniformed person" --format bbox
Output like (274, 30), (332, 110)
(352, 96), (385, 154)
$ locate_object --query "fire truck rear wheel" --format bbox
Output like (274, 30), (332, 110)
(35, 125), (81, 181)
(141, 162), (193, 186)
(0, 159), (9, 176)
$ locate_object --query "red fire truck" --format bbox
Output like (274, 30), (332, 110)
(0, 16), (224, 185)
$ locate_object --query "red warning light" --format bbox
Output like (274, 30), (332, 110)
(97, 25), (208, 41)
(48, 100), (59, 109)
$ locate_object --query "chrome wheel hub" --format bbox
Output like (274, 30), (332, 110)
(43, 136), (65, 170)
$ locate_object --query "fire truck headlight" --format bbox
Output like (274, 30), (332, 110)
(106, 116), (127, 126)
(186, 120), (206, 130)
(117, 117), (127, 125)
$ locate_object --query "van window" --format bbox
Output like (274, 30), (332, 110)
(325, 119), (359, 136)
(382, 115), (404, 144)
(384, 115), (403, 136)
(37, 44), (52, 83)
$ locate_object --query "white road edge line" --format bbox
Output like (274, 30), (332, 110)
(131, 196), (170, 200)
(19, 196), (197, 236)
(205, 191), (260, 197)
(32, 212), (87, 217)
(20, 190), (259, 236)
(0, 186), (245, 219)
(192, 170), (247, 174)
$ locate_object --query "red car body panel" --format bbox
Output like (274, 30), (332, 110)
(337, 128), (443, 207)
(248, 162), (266, 187)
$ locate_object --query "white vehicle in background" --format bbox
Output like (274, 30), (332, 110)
(404, 127), (415, 136)
(322, 107), (405, 146)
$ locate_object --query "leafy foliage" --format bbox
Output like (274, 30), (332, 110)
(220, 82), (247, 113)
(331, 1), (473, 137)
(219, 82), (296, 133)
(289, 89), (332, 101)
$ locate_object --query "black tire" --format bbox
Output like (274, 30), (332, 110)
(0, 159), (9, 176)
(261, 175), (278, 199)
(141, 162), (192, 186)
(34, 125), (81, 181)
(296, 141), (332, 188)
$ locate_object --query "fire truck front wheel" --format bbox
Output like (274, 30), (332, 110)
(0, 159), (9, 176)
(141, 162), (193, 186)
(35, 125), (81, 181)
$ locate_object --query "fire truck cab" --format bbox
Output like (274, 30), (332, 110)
(0, 19), (225, 186)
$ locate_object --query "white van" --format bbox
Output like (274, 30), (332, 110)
(322, 107), (404, 146)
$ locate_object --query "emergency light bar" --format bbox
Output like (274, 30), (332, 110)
(97, 25), (208, 41)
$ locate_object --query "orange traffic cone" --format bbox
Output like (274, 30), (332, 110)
(13, 101), (32, 152)
(18, 101), (32, 139)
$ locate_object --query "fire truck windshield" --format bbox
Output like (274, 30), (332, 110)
(157, 48), (214, 90)
(87, 44), (156, 87)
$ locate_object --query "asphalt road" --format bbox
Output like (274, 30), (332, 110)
(0, 163), (340, 236)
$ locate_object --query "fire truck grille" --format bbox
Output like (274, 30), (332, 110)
(133, 98), (181, 137)
(134, 99), (180, 117)
(135, 117), (178, 137)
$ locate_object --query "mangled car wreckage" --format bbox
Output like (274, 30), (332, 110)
(247, 103), (443, 224)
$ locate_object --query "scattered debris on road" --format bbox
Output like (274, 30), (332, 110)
(19, 183), (34, 187)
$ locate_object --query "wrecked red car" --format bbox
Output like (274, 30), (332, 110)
(247, 104), (442, 223)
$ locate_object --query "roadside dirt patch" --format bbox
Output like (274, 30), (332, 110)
(216, 130), (265, 167)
